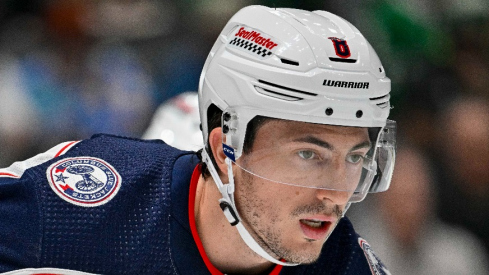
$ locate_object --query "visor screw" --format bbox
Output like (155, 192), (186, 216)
(223, 112), (231, 122)
(223, 125), (230, 134)
(325, 108), (333, 116)
(356, 110), (363, 118)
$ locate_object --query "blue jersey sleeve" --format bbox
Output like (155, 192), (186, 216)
(0, 134), (192, 274)
(0, 141), (80, 270)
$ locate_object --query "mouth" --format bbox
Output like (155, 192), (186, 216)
(299, 219), (333, 241)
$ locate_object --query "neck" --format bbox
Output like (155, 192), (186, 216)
(194, 175), (275, 274)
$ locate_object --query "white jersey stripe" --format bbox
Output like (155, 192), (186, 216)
(0, 140), (80, 179)
(0, 267), (98, 275)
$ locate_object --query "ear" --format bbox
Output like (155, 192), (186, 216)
(208, 127), (230, 179)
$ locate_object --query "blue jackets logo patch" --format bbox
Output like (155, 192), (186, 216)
(46, 157), (121, 207)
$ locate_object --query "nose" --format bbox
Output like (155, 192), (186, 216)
(315, 188), (351, 205)
(315, 159), (352, 205)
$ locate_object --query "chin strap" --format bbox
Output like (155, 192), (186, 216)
(201, 148), (299, 266)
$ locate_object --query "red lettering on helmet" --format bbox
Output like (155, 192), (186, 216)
(234, 26), (278, 50)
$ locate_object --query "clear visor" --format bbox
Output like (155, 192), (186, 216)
(223, 119), (396, 203)
(368, 120), (396, 195)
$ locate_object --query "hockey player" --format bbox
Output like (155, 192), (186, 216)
(0, 5), (395, 275)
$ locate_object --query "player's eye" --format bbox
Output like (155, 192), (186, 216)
(298, 150), (316, 160)
(346, 154), (364, 164)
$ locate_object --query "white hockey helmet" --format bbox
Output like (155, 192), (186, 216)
(199, 5), (395, 200)
(198, 5), (396, 265)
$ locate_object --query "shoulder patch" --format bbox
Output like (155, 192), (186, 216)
(46, 157), (121, 207)
(358, 237), (391, 275)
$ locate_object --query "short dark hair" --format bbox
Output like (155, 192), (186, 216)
(198, 104), (271, 179)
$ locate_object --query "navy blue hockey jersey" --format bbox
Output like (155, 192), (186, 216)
(0, 134), (389, 274)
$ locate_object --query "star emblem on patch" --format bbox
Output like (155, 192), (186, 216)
(55, 173), (69, 183)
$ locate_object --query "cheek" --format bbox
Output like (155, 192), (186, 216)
(235, 172), (296, 221)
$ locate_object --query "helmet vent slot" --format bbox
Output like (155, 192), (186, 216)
(258, 80), (317, 97)
(255, 87), (303, 101)
(370, 95), (390, 109)
(280, 58), (299, 66)
(329, 57), (357, 63)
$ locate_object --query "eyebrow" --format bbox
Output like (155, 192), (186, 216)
(292, 136), (372, 152)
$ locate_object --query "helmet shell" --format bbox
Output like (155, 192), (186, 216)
(199, 5), (391, 157)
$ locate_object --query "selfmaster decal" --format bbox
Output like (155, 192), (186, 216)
(227, 26), (279, 59)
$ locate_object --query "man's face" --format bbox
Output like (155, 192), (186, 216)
(233, 119), (371, 264)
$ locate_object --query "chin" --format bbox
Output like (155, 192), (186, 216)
(277, 241), (324, 264)
(282, 251), (322, 265)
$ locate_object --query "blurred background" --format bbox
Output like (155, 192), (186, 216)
(1, 0), (489, 273)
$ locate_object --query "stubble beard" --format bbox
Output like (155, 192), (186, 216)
(235, 171), (343, 264)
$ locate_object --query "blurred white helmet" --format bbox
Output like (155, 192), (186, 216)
(198, 5), (396, 265)
(143, 92), (203, 151)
